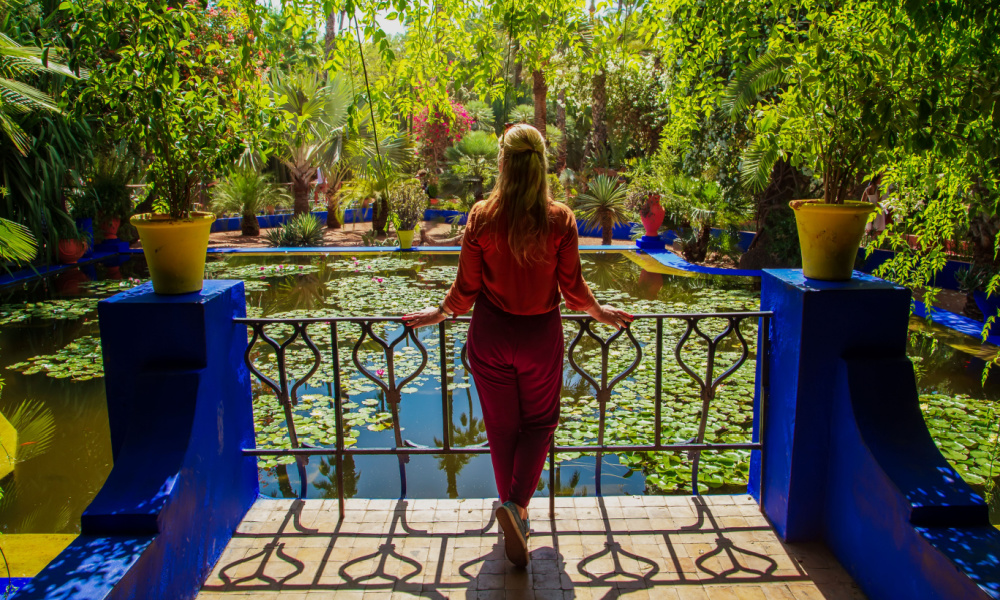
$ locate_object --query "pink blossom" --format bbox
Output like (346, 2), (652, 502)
(376, 368), (385, 377)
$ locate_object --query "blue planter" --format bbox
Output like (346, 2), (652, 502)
(75, 217), (94, 257)
(973, 290), (1000, 322)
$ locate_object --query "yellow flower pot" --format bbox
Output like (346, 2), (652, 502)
(790, 200), (876, 281)
(131, 212), (216, 294)
(397, 229), (415, 250)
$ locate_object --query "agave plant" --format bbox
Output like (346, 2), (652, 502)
(211, 168), (291, 236)
(575, 175), (629, 245)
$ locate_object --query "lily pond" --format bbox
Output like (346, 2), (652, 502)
(1, 251), (999, 535)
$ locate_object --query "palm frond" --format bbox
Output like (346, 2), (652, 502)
(6, 399), (55, 462)
(723, 52), (793, 118)
(0, 217), (36, 262)
(740, 138), (781, 193)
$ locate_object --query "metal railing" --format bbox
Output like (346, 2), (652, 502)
(237, 311), (772, 517)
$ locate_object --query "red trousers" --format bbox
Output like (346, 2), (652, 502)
(467, 294), (563, 508)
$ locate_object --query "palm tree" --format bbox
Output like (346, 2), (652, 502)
(211, 168), (291, 236)
(435, 391), (488, 499)
(463, 100), (496, 132)
(444, 130), (499, 202)
(575, 175), (629, 245)
(270, 71), (352, 215)
(1, 23), (80, 156)
(338, 112), (413, 236)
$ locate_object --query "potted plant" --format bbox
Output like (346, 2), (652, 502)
(86, 148), (139, 245)
(68, 190), (98, 255)
(56, 220), (88, 265)
(725, 42), (884, 280)
(626, 186), (666, 250)
(70, 0), (258, 293)
(390, 181), (428, 251)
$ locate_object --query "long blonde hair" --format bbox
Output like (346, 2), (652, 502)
(478, 123), (550, 265)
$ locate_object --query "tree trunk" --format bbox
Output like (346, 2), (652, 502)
(683, 224), (712, 263)
(556, 90), (567, 172)
(326, 187), (341, 229)
(324, 10), (337, 58)
(372, 195), (389, 235)
(241, 213), (260, 237)
(512, 40), (522, 90)
(532, 69), (547, 136)
(590, 69), (608, 159)
(738, 158), (812, 270)
(602, 213), (613, 245)
(291, 177), (311, 215)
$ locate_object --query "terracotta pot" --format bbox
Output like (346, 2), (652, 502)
(99, 216), (121, 240)
(57, 239), (87, 264)
(639, 195), (665, 236)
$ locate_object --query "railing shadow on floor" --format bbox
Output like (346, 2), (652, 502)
(201, 496), (859, 598)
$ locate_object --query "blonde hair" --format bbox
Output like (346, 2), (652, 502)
(479, 123), (550, 265)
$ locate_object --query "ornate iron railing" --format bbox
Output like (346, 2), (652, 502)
(236, 312), (772, 517)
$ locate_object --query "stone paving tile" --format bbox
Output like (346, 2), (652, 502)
(198, 496), (866, 599)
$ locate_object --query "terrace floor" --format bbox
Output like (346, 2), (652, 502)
(198, 495), (864, 600)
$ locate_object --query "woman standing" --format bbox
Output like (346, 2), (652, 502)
(403, 124), (632, 567)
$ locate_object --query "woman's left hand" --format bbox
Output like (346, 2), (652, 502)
(402, 307), (446, 328)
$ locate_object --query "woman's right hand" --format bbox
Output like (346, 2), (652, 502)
(585, 304), (634, 330)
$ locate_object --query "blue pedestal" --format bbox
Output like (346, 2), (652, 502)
(754, 270), (1000, 600)
(95, 239), (131, 254)
(15, 280), (258, 600)
(636, 235), (666, 251)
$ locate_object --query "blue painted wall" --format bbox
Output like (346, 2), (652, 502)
(754, 270), (1000, 600)
(14, 280), (258, 600)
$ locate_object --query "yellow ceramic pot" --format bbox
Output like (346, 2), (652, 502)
(790, 200), (876, 281)
(131, 212), (216, 294)
(397, 229), (415, 250)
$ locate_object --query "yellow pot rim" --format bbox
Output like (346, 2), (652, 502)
(131, 211), (217, 227)
(789, 199), (877, 213)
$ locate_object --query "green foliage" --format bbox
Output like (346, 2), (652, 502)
(85, 146), (140, 223)
(0, 218), (35, 263)
(264, 214), (324, 248)
(575, 175), (629, 244)
(0, 2), (80, 155)
(463, 99), (495, 132)
(443, 130), (499, 199)
(269, 71), (352, 215)
(66, 0), (264, 219)
(389, 180), (427, 231)
(211, 168), (291, 235)
(955, 266), (995, 295)
(509, 104), (534, 124)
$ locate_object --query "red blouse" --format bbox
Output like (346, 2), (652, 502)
(442, 201), (597, 316)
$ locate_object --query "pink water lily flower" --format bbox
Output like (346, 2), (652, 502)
(376, 368), (385, 378)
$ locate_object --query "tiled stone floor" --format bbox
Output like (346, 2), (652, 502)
(199, 495), (865, 599)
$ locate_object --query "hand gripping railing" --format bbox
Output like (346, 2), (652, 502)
(236, 311), (772, 518)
